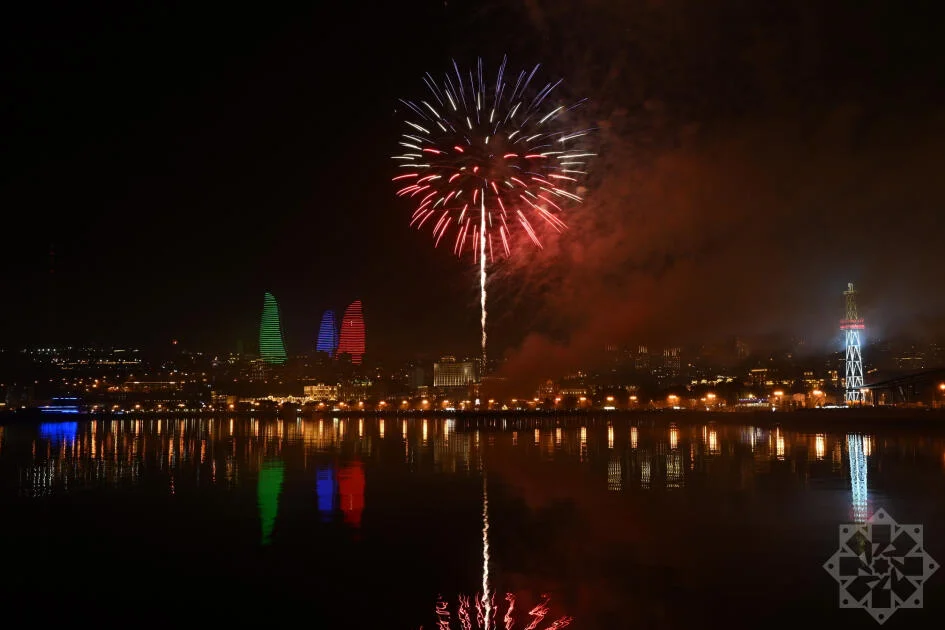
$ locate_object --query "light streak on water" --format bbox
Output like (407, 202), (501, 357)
(848, 433), (869, 523)
(481, 473), (492, 629)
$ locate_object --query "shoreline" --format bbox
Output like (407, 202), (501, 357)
(4, 407), (945, 432)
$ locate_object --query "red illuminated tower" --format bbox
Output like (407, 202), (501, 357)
(337, 300), (366, 365)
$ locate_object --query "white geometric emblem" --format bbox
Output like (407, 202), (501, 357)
(823, 508), (939, 624)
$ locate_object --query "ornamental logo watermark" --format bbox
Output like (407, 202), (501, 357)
(823, 508), (939, 624)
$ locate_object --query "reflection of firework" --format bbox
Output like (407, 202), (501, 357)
(393, 57), (592, 262)
(430, 593), (573, 630)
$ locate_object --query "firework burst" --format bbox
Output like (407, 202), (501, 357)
(429, 592), (574, 630)
(393, 57), (593, 371)
(393, 56), (593, 262)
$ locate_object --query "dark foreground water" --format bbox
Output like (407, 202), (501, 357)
(1, 413), (943, 629)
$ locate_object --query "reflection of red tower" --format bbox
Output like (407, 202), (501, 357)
(337, 300), (366, 365)
(337, 460), (365, 528)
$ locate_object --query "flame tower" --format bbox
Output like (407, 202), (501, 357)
(337, 300), (366, 365)
(840, 282), (865, 405)
(316, 310), (339, 357)
(259, 291), (288, 365)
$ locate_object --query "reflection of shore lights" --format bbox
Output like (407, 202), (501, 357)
(815, 434), (826, 460)
(631, 426), (638, 449)
(608, 424), (614, 449)
(863, 435), (872, 457)
(669, 425), (678, 450)
(534, 428), (540, 445)
(708, 429), (719, 454)
(776, 429), (785, 459)
(580, 426), (587, 446)
(555, 427), (562, 445)
(422, 419), (428, 443)
(379, 419), (385, 438)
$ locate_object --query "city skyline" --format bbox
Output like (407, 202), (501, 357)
(3, 1), (944, 379)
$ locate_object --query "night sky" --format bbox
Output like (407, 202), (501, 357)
(3, 1), (944, 371)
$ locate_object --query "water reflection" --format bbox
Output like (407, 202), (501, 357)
(433, 592), (572, 630)
(338, 460), (365, 528)
(38, 422), (78, 445)
(847, 433), (870, 523)
(5, 416), (943, 513)
(258, 459), (284, 545)
(5, 414), (945, 628)
(317, 466), (336, 518)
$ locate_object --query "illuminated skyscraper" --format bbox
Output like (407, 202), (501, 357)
(840, 283), (865, 404)
(316, 310), (339, 357)
(337, 300), (366, 365)
(259, 291), (288, 365)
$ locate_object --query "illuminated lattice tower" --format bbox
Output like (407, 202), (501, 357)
(840, 283), (865, 404)
(259, 291), (288, 365)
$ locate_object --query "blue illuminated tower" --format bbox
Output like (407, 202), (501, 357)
(841, 283), (865, 404)
(316, 310), (339, 357)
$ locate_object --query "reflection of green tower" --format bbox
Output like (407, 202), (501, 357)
(259, 291), (288, 365)
(258, 459), (285, 546)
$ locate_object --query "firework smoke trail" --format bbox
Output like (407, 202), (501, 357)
(393, 57), (592, 369)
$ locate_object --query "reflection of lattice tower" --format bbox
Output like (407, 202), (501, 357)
(840, 283), (865, 404)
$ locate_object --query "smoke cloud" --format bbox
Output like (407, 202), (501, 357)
(474, 0), (945, 396)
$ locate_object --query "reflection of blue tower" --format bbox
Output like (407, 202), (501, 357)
(316, 310), (339, 357)
(316, 466), (336, 519)
(847, 434), (869, 523)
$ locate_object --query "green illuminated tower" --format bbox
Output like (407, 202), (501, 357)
(259, 291), (288, 365)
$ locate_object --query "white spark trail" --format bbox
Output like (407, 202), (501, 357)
(480, 195), (487, 374)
